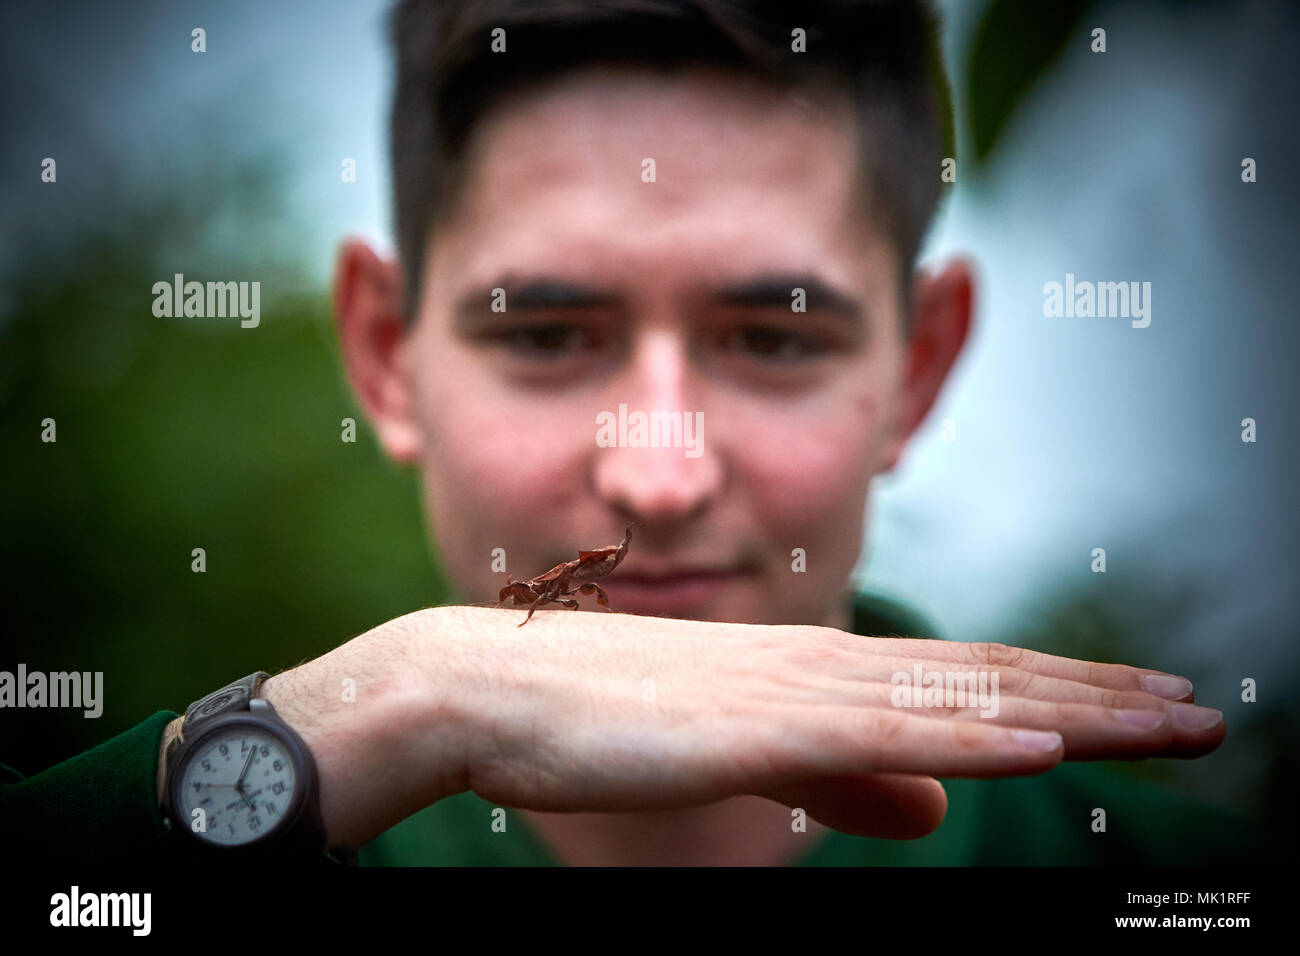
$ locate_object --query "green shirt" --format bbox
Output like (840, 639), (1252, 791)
(0, 595), (1275, 865)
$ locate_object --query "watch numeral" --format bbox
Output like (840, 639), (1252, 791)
(259, 746), (269, 758)
(219, 743), (228, 756)
(201, 759), (212, 772)
(265, 801), (277, 815)
(273, 759), (282, 772)
(272, 782), (285, 795)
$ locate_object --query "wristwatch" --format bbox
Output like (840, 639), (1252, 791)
(161, 671), (355, 865)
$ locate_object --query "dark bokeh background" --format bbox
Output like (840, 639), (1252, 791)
(1, 153), (455, 761)
(2, 0), (1297, 856)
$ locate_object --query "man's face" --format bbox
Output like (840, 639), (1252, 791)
(360, 66), (960, 628)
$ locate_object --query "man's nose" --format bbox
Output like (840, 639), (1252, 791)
(590, 328), (723, 526)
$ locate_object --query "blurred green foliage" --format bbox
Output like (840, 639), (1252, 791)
(1, 161), (452, 775)
(964, 0), (1091, 166)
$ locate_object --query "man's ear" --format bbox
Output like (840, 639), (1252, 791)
(881, 257), (975, 471)
(332, 238), (422, 464)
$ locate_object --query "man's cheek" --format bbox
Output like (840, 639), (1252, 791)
(421, 440), (569, 601)
(743, 421), (875, 524)
(760, 464), (865, 533)
(452, 437), (560, 503)
(430, 415), (578, 515)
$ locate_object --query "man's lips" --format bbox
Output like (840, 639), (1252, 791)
(603, 567), (750, 614)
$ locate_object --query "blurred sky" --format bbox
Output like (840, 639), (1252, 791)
(2, 0), (1296, 684)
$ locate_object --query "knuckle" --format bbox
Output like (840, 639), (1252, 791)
(1117, 690), (1157, 709)
(1087, 661), (1111, 688)
(922, 702), (967, 720)
(1021, 668), (1051, 697)
(950, 719), (990, 752)
(855, 707), (908, 753)
(987, 664), (1031, 695)
(783, 628), (852, 669)
(971, 641), (1027, 669)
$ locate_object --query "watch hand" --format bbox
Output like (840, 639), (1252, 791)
(236, 745), (255, 785)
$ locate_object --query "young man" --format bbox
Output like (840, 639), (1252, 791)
(2, 0), (1251, 867)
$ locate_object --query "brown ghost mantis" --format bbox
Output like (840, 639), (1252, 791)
(496, 524), (634, 626)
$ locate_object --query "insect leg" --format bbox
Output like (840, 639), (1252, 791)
(520, 594), (553, 626)
(572, 582), (613, 610)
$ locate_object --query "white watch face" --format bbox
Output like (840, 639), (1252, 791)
(175, 724), (298, 846)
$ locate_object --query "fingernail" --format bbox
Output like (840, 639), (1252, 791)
(1112, 708), (1170, 729)
(1142, 674), (1194, 699)
(1172, 703), (1223, 731)
(1013, 729), (1062, 751)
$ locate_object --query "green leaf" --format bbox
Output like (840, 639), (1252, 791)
(964, 0), (1093, 165)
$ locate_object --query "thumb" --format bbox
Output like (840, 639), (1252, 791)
(754, 773), (948, 839)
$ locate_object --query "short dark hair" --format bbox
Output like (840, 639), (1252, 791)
(389, 0), (954, 320)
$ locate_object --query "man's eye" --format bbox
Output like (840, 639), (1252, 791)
(724, 326), (827, 360)
(492, 324), (593, 357)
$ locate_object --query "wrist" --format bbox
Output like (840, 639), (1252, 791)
(255, 610), (480, 849)
(398, 605), (502, 794)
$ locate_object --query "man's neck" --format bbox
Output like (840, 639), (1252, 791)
(518, 594), (854, 866)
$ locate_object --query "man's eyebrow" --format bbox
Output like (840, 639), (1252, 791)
(450, 274), (863, 326)
(452, 278), (619, 328)
(712, 275), (862, 321)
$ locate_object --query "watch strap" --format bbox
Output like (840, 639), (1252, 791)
(183, 670), (270, 735)
(164, 671), (270, 770)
